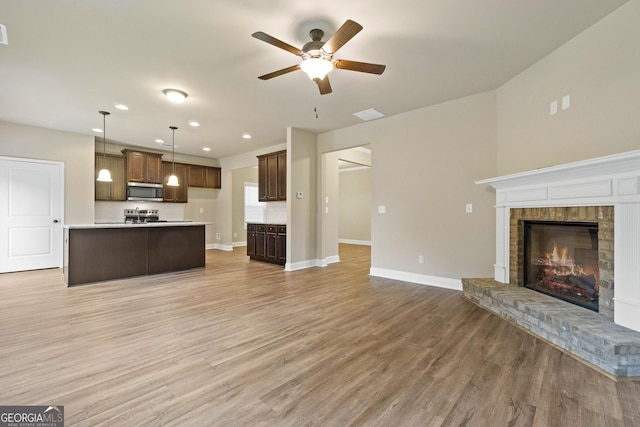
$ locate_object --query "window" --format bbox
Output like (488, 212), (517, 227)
(244, 182), (265, 226)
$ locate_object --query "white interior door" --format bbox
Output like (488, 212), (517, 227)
(0, 157), (64, 273)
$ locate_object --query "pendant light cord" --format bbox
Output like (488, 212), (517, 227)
(170, 126), (178, 175)
(99, 110), (110, 158)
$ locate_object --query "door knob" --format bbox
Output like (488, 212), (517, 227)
(53, 219), (59, 223)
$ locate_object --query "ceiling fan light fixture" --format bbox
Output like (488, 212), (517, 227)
(163, 89), (188, 104)
(300, 58), (333, 81)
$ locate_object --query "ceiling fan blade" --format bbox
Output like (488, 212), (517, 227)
(258, 64), (301, 80)
(321, 20), (363, 55)
(334, 59), (386, 75)
(316, 76), (332, 95)
(252, 31), (303, 56)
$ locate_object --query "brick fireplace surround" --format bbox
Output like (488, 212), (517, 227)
(464, 151), (640, 378)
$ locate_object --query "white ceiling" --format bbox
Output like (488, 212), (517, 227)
(0, 0), (628, 159)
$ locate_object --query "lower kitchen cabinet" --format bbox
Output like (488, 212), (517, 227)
(246, 223), (286, 265)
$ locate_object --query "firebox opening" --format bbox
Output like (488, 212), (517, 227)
(523, 220), (599, 312)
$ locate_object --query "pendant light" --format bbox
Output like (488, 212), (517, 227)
(96, 110), (112, 182)
(167, 126), (179, 186)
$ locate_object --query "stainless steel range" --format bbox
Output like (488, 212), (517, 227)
(124, 208), (161, 224)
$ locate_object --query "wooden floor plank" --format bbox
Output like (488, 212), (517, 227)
(0, 244), (638, 426)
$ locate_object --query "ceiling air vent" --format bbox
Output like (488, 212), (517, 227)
(353, 108), (385, 121)
(0, 24), (8, 45)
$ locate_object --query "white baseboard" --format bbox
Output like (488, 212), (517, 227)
(369, 267), (462, 291)
(338, 239), (371, 246)
(325, 255), (340, 265)
(207, 243), (233, 251)
(232, 241), (247, 248)
(286, 259), (325, 271)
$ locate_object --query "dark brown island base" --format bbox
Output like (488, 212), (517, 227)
(64, 223), (206, 286)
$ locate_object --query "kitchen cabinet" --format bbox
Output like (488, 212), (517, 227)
(162, 162), (189, 203)
(95, 154), (126, 201)
(188, 165), (222, 189)
(206, 167), (222, 189)
(122, 149), (163, 184)
(257, 150), (286, 201)
(246, 223), (286, 265)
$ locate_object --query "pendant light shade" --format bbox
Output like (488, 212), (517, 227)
(96, 110), (112, 182)
(167, 126), (179, 187)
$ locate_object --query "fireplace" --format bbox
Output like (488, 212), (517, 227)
(510, 206), (614, 319)
(523, 220), (599, 312)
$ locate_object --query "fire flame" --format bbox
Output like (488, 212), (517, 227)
(541, 242), (586, 276)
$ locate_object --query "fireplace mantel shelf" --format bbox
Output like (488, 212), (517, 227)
(476, 149), (640, 192)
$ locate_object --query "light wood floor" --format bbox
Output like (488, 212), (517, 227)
(1, 244), (639, 426)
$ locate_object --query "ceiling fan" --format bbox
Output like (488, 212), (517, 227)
(252, 19), (386, 95)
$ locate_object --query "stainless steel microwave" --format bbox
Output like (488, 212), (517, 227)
(126, 182), (163, 202)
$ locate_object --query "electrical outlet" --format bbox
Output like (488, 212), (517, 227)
(562, 94), (571, 110)
(216, 233), (221, 240)
(418, 255), (424, 264)
(466, 203), (473, 213)
(550, 100), (558, 115)
(378, 205), (386, 214)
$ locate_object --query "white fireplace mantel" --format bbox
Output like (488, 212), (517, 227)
(476, 150), (640, 332)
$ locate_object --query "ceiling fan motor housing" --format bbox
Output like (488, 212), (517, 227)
(302, 35), (331, 61)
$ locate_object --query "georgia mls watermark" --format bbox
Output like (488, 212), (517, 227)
(0, 406), (64, 427)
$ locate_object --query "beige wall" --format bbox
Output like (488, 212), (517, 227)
(0, 120), (94, 224)
(497, 0), (640, 175)
(320, 91), (497, 280)
(287, 128), (318, 266)
(231, 167), (258, 244)
(320, 151), (340, 262)
(339, 167), (371, 243)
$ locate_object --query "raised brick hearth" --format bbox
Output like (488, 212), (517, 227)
(462, 278), (640, 378)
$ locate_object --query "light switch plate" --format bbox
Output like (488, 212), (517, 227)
(562, 94), (571, 110)
(550, 100), (558, 115)
(378, 205), (386, 214)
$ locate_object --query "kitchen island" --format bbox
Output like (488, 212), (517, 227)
(64, 222), (206, 286)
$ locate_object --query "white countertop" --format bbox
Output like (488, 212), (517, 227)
(65, 221), (210, 229)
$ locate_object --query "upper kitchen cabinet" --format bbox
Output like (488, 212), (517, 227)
(122, 149), (163, 184)
(162, 162), (189, 203)
(257, 150), (286, 201)
(188, 165), (222, 189)
(95, 154), (126, 201)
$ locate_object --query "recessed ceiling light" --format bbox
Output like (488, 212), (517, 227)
(163, 89), (188, 104)
(242, 133), (252, 139)
(114, 104), (129, 110)
(353, 108), (385, 121)
(155, 139), (164, 143)
(189, 121), (200, 127)
(92, 128), (103, 133)
(202, 147), (211, 152)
